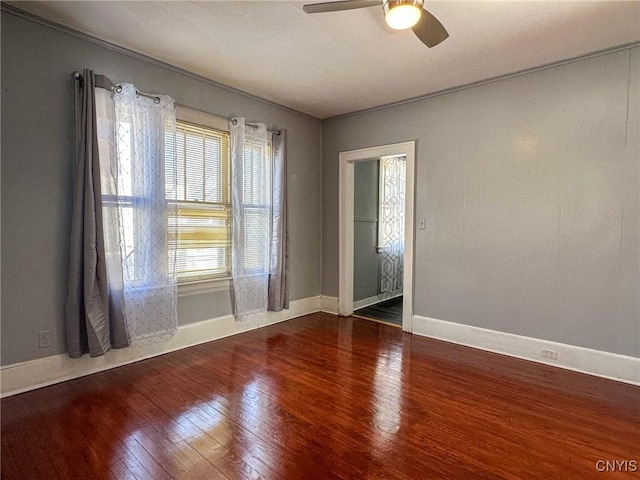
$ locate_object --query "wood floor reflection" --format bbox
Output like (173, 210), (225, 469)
(2, 313), (638, 479)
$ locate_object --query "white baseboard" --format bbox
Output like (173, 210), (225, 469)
(8, 305), (635, 397)
(319, 295), (339, 315)
(412, 315), (640, 386)
(0, 296), (322, 398)
(353, 290), (402, 310)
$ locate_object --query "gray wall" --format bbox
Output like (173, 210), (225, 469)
(353, 160), (380, 301)
(1, 12), (322, 365)
(2, 10), (637, 366)
(323, 47), (639, 357)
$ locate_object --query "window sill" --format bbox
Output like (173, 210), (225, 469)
(177, 277), (232, 297)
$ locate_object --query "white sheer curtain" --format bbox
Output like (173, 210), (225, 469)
(231, 118), (271, 320)
(378, 155), (406, 293)
(95, 83), (128, 351)
(100, 83), (178, 346)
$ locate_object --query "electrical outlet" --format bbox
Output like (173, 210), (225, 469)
(541, 348), (558, 360)
(38, 330), (52, 348)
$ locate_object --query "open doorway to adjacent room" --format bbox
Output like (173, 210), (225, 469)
(338, 141), (415, 332)
(351, 156), (406, 327)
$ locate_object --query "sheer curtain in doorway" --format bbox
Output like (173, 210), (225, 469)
(378, 155), (406, 293)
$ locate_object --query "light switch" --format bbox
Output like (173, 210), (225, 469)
(419, 218), (426, 230)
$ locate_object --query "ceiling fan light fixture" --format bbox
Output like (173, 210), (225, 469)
(384, 0), (422, 30)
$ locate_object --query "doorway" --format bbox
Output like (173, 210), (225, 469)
(352, 156), (406, 326)
(338, 141), (415, 332)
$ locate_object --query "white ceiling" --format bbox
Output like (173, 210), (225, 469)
(10, 0), (640, 119)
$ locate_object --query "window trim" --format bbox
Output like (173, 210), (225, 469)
(178, 276), (233, 297)
(176, 105), (229, 132)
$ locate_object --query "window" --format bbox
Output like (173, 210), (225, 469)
(240, 138), (272, 274)
(167, 108), (232, 283)
(102, 103), (174, 287)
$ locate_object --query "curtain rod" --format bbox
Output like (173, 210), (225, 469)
(72, 71), (280, 134)
(73, 71), (160, 103)
(231, 118), (263, 132)
(114, 84), (161, 103)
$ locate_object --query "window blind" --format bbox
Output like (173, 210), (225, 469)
(167, 122), (231, 282)
(242, 141), (271, 273)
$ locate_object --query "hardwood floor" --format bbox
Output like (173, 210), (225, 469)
(354, 296), (403, 326)
(2, 313), (638, 479)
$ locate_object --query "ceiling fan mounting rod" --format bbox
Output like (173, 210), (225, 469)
(383, 0), (424, 11)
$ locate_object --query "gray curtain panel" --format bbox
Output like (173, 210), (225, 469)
(268, 129), (290, 311)
(65, 69), (128, 358)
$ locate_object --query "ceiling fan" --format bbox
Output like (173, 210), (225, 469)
(302, 0), (449, 48)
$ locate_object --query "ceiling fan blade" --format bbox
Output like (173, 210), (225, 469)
(411, 8), (449, 48)
(303, 0), (380, 14)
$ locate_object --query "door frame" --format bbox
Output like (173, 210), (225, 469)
(338, 141), (416, 332)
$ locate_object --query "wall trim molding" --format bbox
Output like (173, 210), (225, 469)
(9, 5), (636, 126)
(412, 315), (640, 386)
(319, 296), (339, 315)
(0, 296), (323, 398)
(353, 291), (402, 311)
(324, 42), (640, 122)
(5, 4), (638, 125)
(0, 3), (320, 123)
(6, 306), (637, 396)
